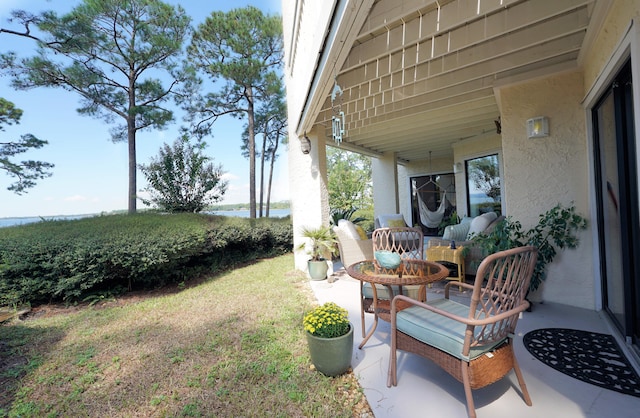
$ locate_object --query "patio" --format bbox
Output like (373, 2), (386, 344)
(309, 262), (640, 418)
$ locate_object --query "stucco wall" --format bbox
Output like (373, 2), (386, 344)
(498, 70), (595, 309)
(582, 0), (640, 92)
(281, 0), (337, 127)
(282, 1), (337, 271)
(287, 131), (331, 272)
(372, 152), (399, 218)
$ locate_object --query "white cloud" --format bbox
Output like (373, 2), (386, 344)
(64, 195), (87, 202)
(221, 172), (240, 181)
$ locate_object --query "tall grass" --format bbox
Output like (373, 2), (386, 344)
(0, 254), (368, 417)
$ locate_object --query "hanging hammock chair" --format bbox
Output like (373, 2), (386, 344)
(418, 191), (446, 228)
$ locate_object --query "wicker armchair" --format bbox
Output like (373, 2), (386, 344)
(357, 227), (425, 337)
(333, 226), (373, 270)
(387, 246), (538, 418)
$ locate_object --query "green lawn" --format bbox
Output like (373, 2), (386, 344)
(0, 254), (370, 417)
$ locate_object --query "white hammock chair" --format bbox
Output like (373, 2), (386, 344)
(418, 191), (446, 228)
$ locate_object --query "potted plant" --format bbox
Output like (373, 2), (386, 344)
(296, 225), (338, 280)
(303, 302), (354, 376)
(472, 203), (588, 297)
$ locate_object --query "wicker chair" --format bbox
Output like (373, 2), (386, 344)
(333, 226), (373, 269)
(358, 227), (425, 337)
(387, 246), (538, 418)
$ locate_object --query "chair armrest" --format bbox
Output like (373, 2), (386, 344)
(444, 281), (474, 297)
(390, 294), (529, 327)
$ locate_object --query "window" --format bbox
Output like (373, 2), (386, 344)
(465, 154), (501, 217)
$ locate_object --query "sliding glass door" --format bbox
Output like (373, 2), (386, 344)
(410, 173), (456, 236)
(593, 59), (639, 345)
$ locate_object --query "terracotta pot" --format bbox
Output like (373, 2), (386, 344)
(305, 323), (354, 376)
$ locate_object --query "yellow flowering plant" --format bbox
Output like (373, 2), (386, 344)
(303, 302), (350, 338)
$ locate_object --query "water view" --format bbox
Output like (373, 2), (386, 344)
(0, 208), (291, 228)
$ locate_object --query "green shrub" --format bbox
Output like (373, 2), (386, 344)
(471, 203), (587, 292)
(0, 213), (292, 306)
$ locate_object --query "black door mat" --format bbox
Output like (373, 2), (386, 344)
(523, 328), (640, 398)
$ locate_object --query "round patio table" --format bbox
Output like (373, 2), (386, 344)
(347, 259), (449, 349)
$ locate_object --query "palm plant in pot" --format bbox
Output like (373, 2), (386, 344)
(303, 302), (353, 376)
(296, 225), (338, 280)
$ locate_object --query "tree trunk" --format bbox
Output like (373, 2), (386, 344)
(266, 132), (279, 218)
(259, 132), (267, 218)
(247, 87), (256, 218)
(127, 86), (137, 214)
(128, 130), (137, 214)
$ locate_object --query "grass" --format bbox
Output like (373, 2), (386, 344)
(0, 254), (370, 417)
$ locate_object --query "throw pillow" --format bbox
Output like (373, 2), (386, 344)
(338, 219), (360, 240)
(466, 213), (493, 240)
(387, 219), (406, 228)
(443, 223), (471, 242)
(484, 215), (505, 235)
(482, 211), (498, 224)
(354, 224), (368, 240)
(378, 213), (405, 228)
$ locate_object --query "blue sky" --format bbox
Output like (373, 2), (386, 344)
(0, 0), (288, 218)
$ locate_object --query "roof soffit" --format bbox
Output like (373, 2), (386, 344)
(313, 0), (597, 162)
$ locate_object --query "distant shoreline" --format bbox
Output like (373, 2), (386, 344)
(0, 208), (291, 228)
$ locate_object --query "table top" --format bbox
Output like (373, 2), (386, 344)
(347, 259), (449, 286)
(426, 245), (465, 262)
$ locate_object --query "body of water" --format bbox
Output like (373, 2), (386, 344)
(208, 208), (290, 218)
(0, 209), (290, 228)
(0, 214), (94, 228)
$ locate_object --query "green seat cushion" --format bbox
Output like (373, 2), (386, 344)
(396, 298), (504, 361)
(362, 282), (422, 300)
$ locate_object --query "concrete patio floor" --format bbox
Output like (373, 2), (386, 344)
(308, 265), (640, 418)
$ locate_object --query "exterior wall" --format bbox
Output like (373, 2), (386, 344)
(498, 70), (595, 309)
(281, 0), (337, 130)
(582, 0), (639, 92)
(282, 1), (336, 271)
(372, 152), (399, 218)
(287, 131), (331, 272)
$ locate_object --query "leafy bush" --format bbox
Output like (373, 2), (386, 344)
(0, 213), (292, 306)
(471, 203), (588, 292)
(139, 135), (228, 213)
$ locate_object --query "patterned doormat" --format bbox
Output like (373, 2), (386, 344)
(523, 328), (640, 398)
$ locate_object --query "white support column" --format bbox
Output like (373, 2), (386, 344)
(289, 130), (332, 273)
(372, 152), (399, 219)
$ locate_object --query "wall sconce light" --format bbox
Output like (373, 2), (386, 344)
(300, 133), (311, 154)
(527, 116), (549, 138)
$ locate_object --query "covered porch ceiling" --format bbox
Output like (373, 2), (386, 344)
(312, 0), (605, 162)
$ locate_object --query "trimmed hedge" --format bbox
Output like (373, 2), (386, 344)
(0, 213), (293, 306)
